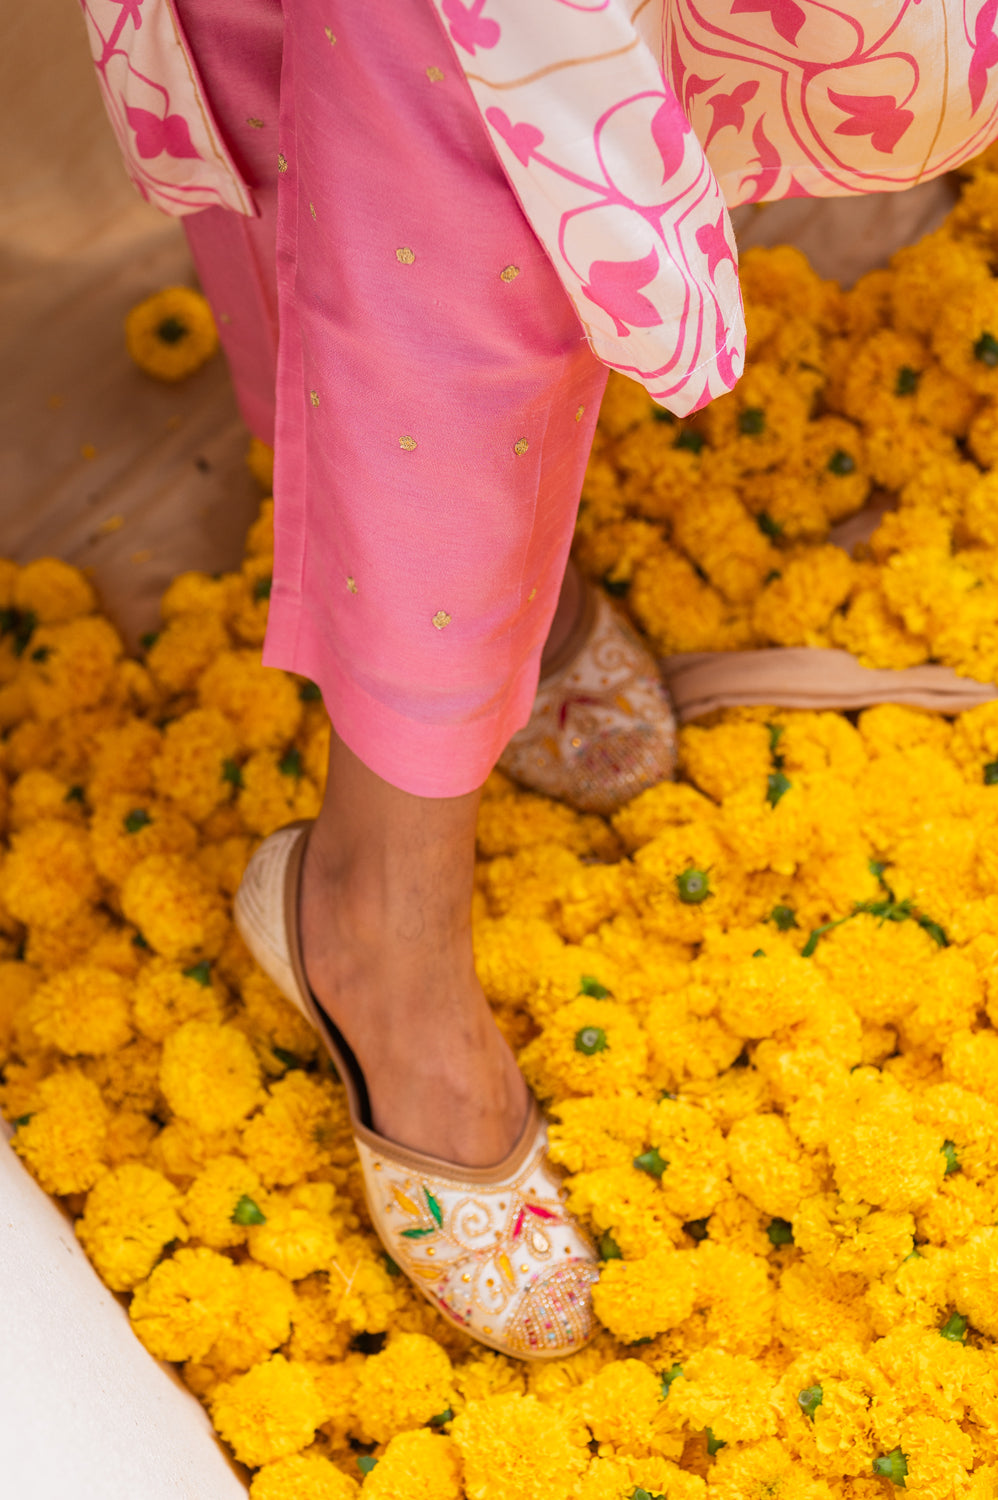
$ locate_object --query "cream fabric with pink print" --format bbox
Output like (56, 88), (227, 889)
(78, 0), (254, 216)
(430, 0), (746, 413)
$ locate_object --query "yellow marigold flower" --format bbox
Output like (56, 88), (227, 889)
(286, 1274), (354, 1364)
(76, 1162), (186, 1290)
(967, 398), (998, 467)
(740, 245), (839, 329)
(592, 1247), (697, 1343)
(22, 616), (123, 721)
(10, 1066), (108, 1194)
(146, 610), (233, 696)
(693, 1240), (776, 1358)
(240, 1070), (350, 1186)
(666, 1350), (777, 1444)
(120, 853), (229, 960)
(752, 545), (856, 648)
(668, 487), (779, 606)
(628, 543), (752, 656)
(10, 556), (96, 629)
(866, 1243), (956, 1337)
(246, 1181), (342, 1280)
(212, 1353), (324, 1468)
(611, 779), (718, 853)
(932, 279), (998, 396)
(863, 419), (957, 492)
(160, 570), (240, 623)
(26, 964), (132, 1056)
(132, 955), (225, 1042)
(451, 1349), (526, 1410)
(792, 1195), (915, 1281)
(952, 1226), (998, 1339)
(160, 1018), (262, 1134)
(821, 1068), (946, 1210)
(579, 1455), (706, 1500)
(87, 718), (162, 803)
(598, 368), (654, 437)
(326, 1234), (407, 1333)
(0, 958), (39, 1064)
(571, 1357), (680, 1458)
(181, 1153), (267, 1249)
(151, 707), (242, 824)
(234, 969), (319, 1073)
(451, 1393), (589, 1500)
(361, 1428), (461, 1500)
(147, 1115), (242, 1187)
(246, 438), (275, 496)
(353, 1332), (455, 1445)
(250, 1450), (359, 1500)
(125, 286), (219, 381)
(198, 649), (302, 752)
(237, 747), (322, 838)
(726, 1112), (820, 1221)
(548, 1091), (656, 1175)
(830, 584), (929, 670)
(206, 1262), (297, 1379)
(777, 1261), (875, 1352)
(130, 1244), (241, 1362)
(476, 788), (618, 862)
(1, 818), (99, 929)
(519, 996), (648, 1103)
(89, 793), (199, 887)
(8, 767), (85, 831)
(942, 1027), (998, 1105)
(710, 1436), (838, 1500)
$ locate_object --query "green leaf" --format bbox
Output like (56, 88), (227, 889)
(123, 807), (152, 833)
(739, 407), (766, 435)
(231, 1195), (266, 1226)
(157, 316), (189, 345)
(31, 646), (51, 663)
(574, 1026), (609, 1056)
(579, 974), (612, 999)
(767, 771), (792, 807)
(272, 1047), (301, 1070)
(602, 573), (632, 598)
(974, 331), (998, 367)
(401, 1226), (436, 1239)
(6, 609), (38, 656)
(683, 1218), (709, 1242)
(278, 747), (302, 778)
(940, 1311), (968, 1343)
(801, 914), (851, 957)
(183, 960), (212, 987)
(424, 1188), (443, 1227)
(770, 905), (798, 931)
(383, 1255), (401, 1276)
(660, 1363), (684, 1398)
(132, 931), (150, 949)
(676, 867), (711, 905)
(764, 569), (783, 585)
(984, 760), (998, 785)
(757, 511), (783, 539)
(766, 722), (785, 758)
(895, 366), (920, 396)
(917, 914), (949, 948)
(706, 1428), (727, 1457)
(598, 1231), (622, 1261)
(827, 450), (856, 475)
(941, 1140), (960, 1177)
(298, 680), (322, 701)
(872, 1448), (908, 1486)
(429, 1408), (453, 1427)
(633, 1148), (668, 1180)
(631, 1490), (667, 1500)
(752, 948), (766, 958)
(674, 429), (704, 454)
(13, 1113), (33, 1128)
(651, 407), (675, 424)
(357, 1456), (378, 1476)
(798, 1384), (824, 1420)
(221, 758), (243, 788)
(139, 630), (159, 651)
(65, 785), (85, 803)
(767, 1217), (794, 1247)
(253, 575), (273, 601)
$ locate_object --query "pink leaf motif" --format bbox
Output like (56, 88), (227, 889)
(730, 0), (806, 46)
(525, 1203), (558, 1221)
(970, 0), (998, 115)
(704, 79), (759, 149)
(742, 112), (782, 200)
(651, 97), (691, 182)
(696, 212), (736, 278)
(581, 247), (662, 337)
(442, 0), (500, 55)
(485, 108), (544, 166)
(827, 90), (914, 154)
(125, 105), (200, 160)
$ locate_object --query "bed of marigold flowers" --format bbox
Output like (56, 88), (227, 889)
(4, 156), (998, 1500)
(577, 143), (998, 681)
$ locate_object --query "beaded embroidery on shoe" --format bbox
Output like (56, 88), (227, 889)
(499, 589), (677, 815)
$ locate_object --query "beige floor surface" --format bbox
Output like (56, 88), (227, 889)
(3, 1), (956, 650)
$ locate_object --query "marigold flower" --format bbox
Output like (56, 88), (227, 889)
(125, 286), (219, 381)
(211, 1353), (324, 1468)
(1, 818), (99, 929)
(120, 853), (228, 960)
(26, 963), (132, 1056)
(10, 1066), (108, 1194)
(129, 1245), (241, 1362)
(198, 649), (302, 752)
(132, 955), (225, 1042)
(160, 1019), (262, 1132)
(451, 1393), (589, 1500)
(249, 1451), (359, 1500)
(352, 1332), (454, 1445)
(76, 1162), (186, 1290)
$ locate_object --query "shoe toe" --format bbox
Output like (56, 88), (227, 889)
(502, 1260), (599, 1357)
(567, 721), (677, 815)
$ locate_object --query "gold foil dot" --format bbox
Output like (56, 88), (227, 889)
(499, 1203), (506, 1210)
(399, 435), (417, 450)
(396, 247), (415, 264)
(520, 1264), (529, 1273)
(309, 201), (317, 219)
(426, 1247), (435, 1256)
(527, 588), (537, 601)
(346, 577), (358, 594)
(500, 264), (520, 283)
(80, 443), (97, 460)
(277, 153), (288, 173)
(575, 405), (585, 422)
(219, 312), (231, 324)
(513, 438), (529, 455)
(486, 1278), (495, 1287)
(571, 736), (582, 748)
(246, 116), (264, 129)
(461, 1273), (471, 1283)
(564, 1245), (572, 1253)
(426, 66), (444, 81)
(432, 610), (452, 630)
(324, 26), (336, 43)
(309, 390), (320, 407)
(373, 1162), (381, 1169)
(483, 1325), (492, 1334)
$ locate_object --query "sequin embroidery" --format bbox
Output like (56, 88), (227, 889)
(432, 611), (452, 630)
(399, 435), (418, 451)
(396, 247), (416, 264)
(277, 153), (288, 173)
(426, 66), (444, 81)
(513, 438), (529, 455)
(500, 265), (520, 282)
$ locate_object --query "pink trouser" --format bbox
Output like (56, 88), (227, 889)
(173, 0), (608, 796)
